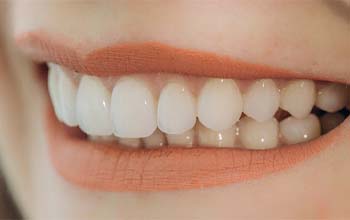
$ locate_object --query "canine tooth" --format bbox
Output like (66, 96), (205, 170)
(56, 67), (78, 127)
(316, 83), (348, 112)
(320, 113), (345, 134)
(166, 129), (195, 147)
(238, 117), (279, 150)
(76, 76), (113, 136)
(111, 77), (157, 138)
(197, 123), (237, 148)
(280, 80), (316, 119)
(157, 82), (196, 134)
(280, 114), (321, 145)
(243, 79), (279, 122)
(198, 79), (243, 131)
(143, 129), (167, 149)
(118, 138), (142, 148)
(48, 63), (63, 121)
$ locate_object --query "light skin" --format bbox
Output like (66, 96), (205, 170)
(1, 0), (350, 219)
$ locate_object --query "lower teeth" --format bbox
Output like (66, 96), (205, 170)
(47, 63), (349, 150)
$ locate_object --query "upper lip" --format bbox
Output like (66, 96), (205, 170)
(14, 30), (350, 192)
(15, 30), (350, 84)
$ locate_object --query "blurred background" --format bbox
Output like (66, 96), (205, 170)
(0, 2), (21, 219)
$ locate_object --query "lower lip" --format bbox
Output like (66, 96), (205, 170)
(46, 102), (348, 192)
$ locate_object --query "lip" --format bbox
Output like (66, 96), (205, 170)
(17, 30), (350, 192)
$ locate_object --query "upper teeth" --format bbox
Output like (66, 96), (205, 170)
(48, 63), (349, 149)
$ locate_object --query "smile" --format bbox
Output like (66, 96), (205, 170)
(16, 31), (350, 192)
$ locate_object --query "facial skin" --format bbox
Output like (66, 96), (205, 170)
(1, 0), (350, 219)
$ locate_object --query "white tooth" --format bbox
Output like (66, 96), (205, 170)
(111, 77), (157, 138)
(166, 129), (195, 147)
(88, 135), (117, 142)
(320, 113), (345, 134)
(56, 66), (78, 127)
(197, 123), (237, 148)
(76, 76), (113, 136)
(143, 129), (167, 149)
(48, 63), (63, 121)
(280, 80), (316, 119)
(118, 138), (142, 148)
(243, 79), (280, 122)
(238, 117), (279, 150)
(157, 82), (196, 134)
(316, 83), (348, 112)
(198, 79), (243, 131)
(280, 114), (321, 145)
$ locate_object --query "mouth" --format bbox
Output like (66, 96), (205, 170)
(16, 31), (350, 192)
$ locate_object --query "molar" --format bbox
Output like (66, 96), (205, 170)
(320, 113), (345, 134)
(238, 117), (279, 150)
(280, 114), (321, 145)
(316, 83), (348, 112)
(280, 80), (316, 119)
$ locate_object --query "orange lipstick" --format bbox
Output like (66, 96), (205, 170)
(16, 31), (350, 191)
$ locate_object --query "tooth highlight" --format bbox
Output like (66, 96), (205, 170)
(143, 129), (167, 149)
(157, 82), (196, 134)
(243, 79), (280, 122)
(280, 80), (316, 119)
(56, 67), (78, 126)
(198, 79), (243, 131)
(316, 83), (348, 113)
(48, 64), (63, 121)
(197, 123), (237, 148)
(76, 76), (113, 136)
(111, 77), (157, 138)
(238, 117), (279, 150)
(166, 129), (195, 147)
(280, 114), (321, 145)
(320, 113), (345, 134)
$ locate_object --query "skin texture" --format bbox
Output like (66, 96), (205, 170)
(0, 0), (350, 219)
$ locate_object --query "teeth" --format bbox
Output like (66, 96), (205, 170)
(48, 64), (349, 149)
(118, 138), (142, 148)
(197, 123), (237, 148)
(143, 129), (167, 149)
(243, 79), (280, 122)
(320, 113), (345, 134)
(88, 135), (117, 142)
(157, 82), (196, 134)
(48, 64), (63, 121)
(76, 76), (113, 136)
(238, 117), (279, 150)
(56, 67), (78, 126)
(198, 79), (243, 131)
(111, 77), (157, 138)
(166, 128), (195, 147)
(316, 83), (348, 113)
(280, 114), (321, 145)
(280, 80), (316, 119)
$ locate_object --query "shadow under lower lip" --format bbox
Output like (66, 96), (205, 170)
(45, 102), (347, 192)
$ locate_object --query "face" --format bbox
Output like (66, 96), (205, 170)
(1, 0), (350, 219)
